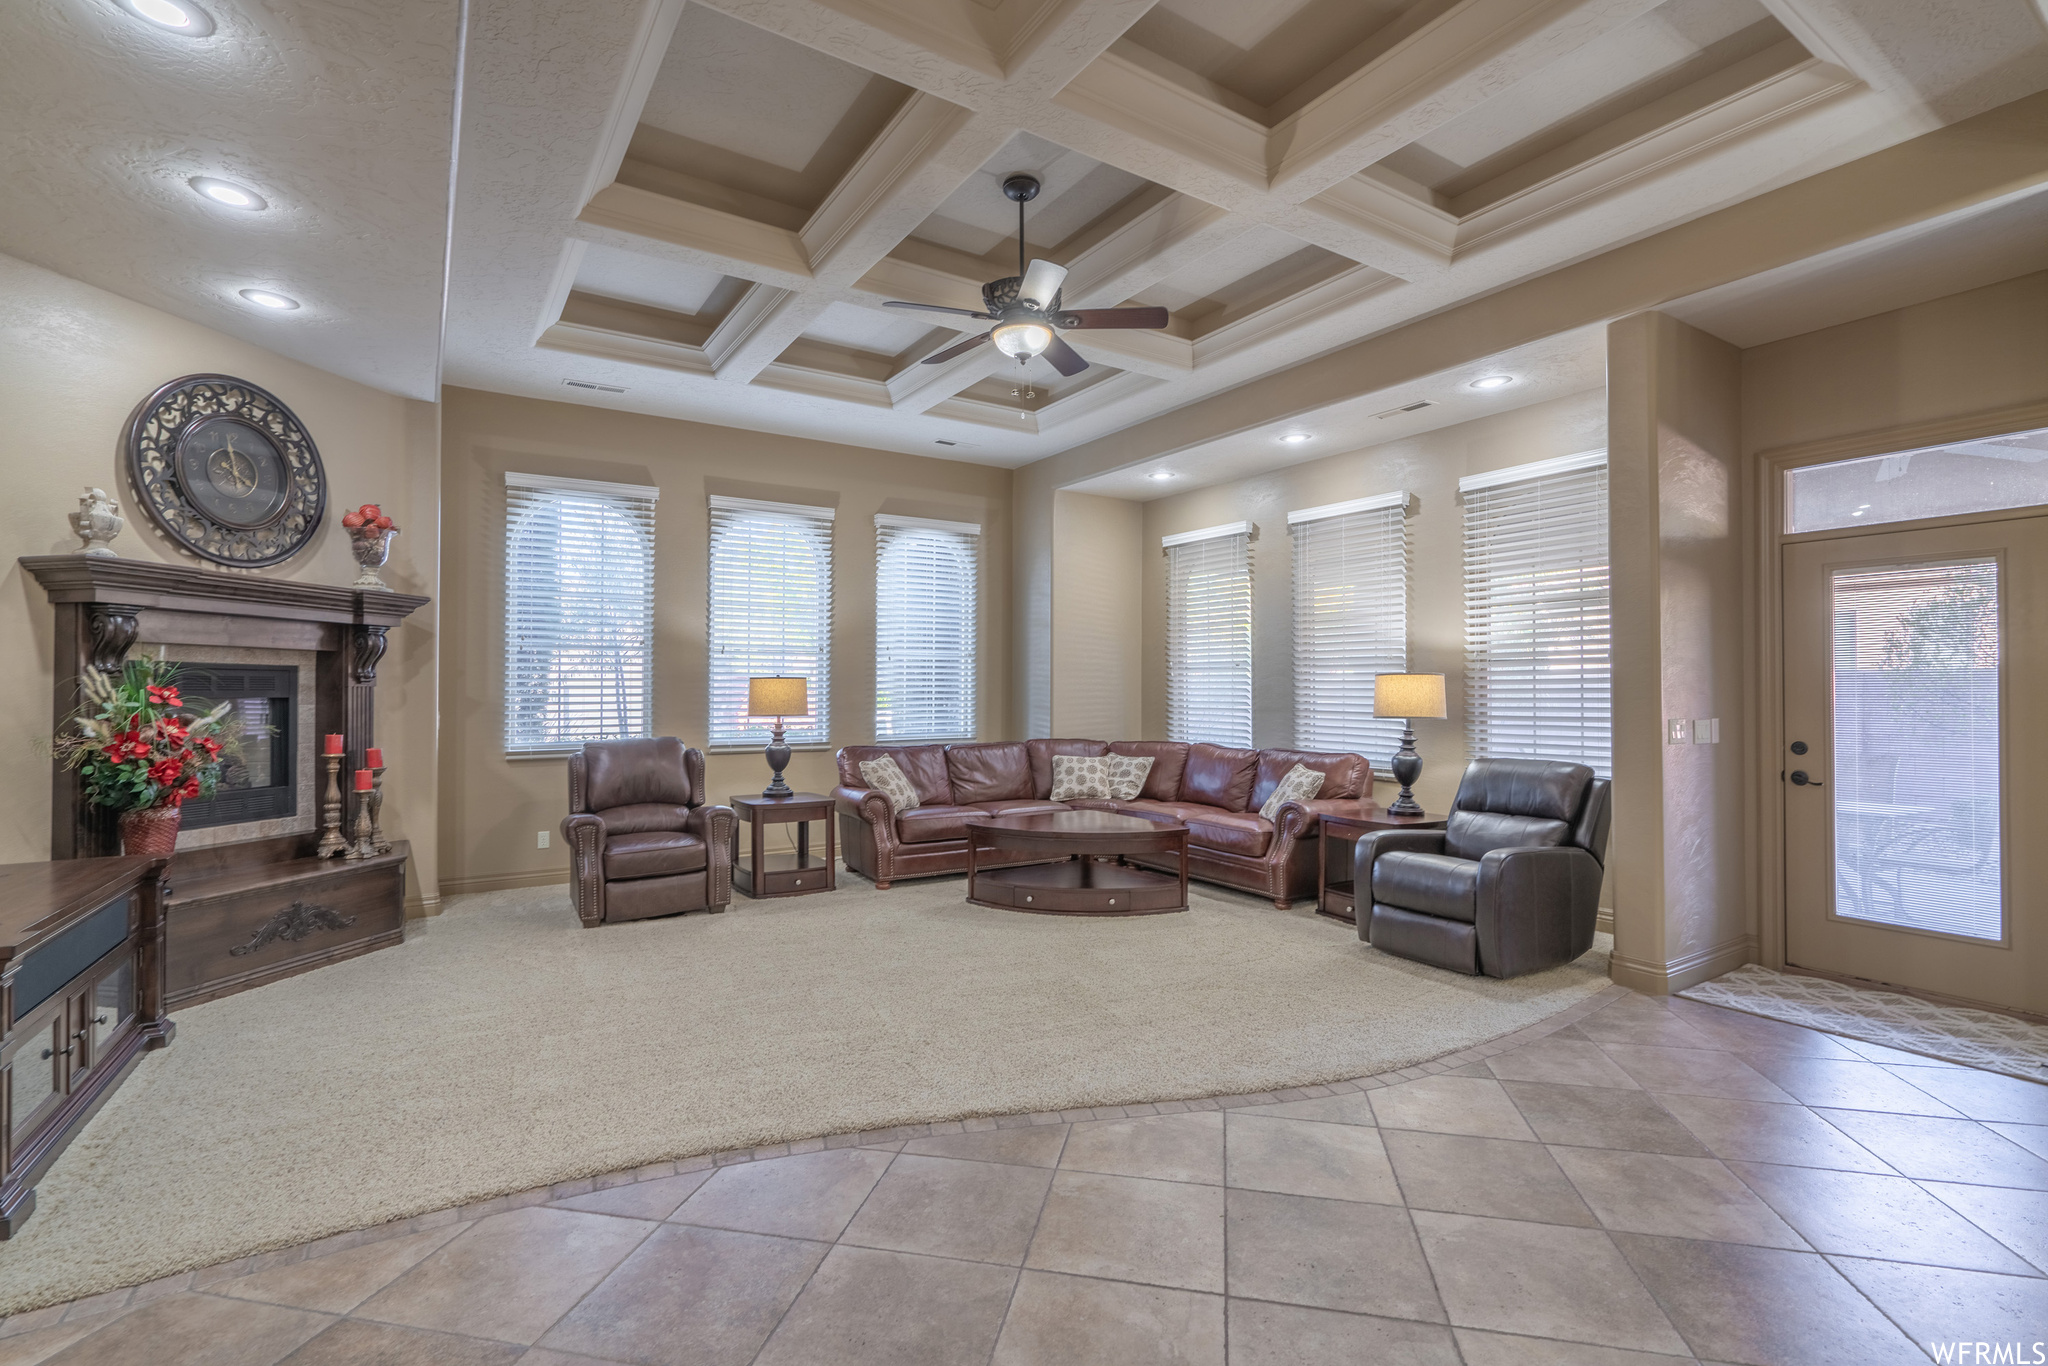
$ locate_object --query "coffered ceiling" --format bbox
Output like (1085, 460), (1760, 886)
(445, 0), (2048, 465)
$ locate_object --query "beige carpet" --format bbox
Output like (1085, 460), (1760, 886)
(0, 874), (1610, 1313)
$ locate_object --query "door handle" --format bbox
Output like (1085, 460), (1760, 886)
(1789, 770), (1823, 787)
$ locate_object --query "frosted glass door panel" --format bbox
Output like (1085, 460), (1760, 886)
(1829, 558), (2001, 940)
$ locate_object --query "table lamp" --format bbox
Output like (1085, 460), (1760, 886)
(746, 676), (810, 798)
(1374, 673), (1447, 817)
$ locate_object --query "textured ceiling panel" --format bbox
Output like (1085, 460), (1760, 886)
(911, 132), (1153, 260)
(630, 5), (910, 216)
(0, 0), (457, 398)
(800, 300), (942, 356)
(573, 243), (744, 318)
(1380, 0), (1787, 198)
(1125, 0), (1427, 110)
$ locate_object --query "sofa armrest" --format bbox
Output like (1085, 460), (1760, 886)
(1352, 829), (1449, 940)
(561, 812), (608, 928)
(834, 785), (898, 837)
(1272, 798), (1363, 838)
(1475, 845), (1604, 977)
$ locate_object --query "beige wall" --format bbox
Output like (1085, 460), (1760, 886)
(1607, 311), (1749, 993)
(1050, 492), (1143, 738)
(1125, 389), (1608, 819)
(437, 387), (1013, 893)
(0, 253), (442, 906)
(1743, 269), (2048, 454)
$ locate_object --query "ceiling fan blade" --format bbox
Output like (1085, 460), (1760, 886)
(883, 300), (993, 319)
(920, 332), (992, 365)
(1058, 307), (1169, 330)
(1041, 334), (1089, 377)
(1018, 259), (1068, 310)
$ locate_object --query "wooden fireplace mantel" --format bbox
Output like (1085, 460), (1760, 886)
(21, 555), (429, 1007)
(22, 555), (427, 860)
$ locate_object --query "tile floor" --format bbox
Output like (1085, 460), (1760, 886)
(8, 987), (2048, 1364)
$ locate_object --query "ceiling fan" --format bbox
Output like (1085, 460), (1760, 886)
(881, 174), (1169, 377)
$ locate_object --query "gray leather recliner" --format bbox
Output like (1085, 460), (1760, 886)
(1354, 758), (1611, 978)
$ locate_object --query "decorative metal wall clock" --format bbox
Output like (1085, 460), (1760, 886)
(126, 374), (327, 567)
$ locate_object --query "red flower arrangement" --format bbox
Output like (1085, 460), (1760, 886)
(54, 657), (236, 814)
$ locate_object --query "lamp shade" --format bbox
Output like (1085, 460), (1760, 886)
(747, 676), (810, 718)
(1374, 673), (1447, 720)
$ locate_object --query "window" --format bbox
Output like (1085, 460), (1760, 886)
(1461, 451), (1610, 776)
(1786, 423), (2048, 533)
(875, 514), (979, 741)
(1165, 522), (1254, 747)
(503, 472), (657, 754)
(1290, 492), (1410, 765)
(707, 496), (832, 748)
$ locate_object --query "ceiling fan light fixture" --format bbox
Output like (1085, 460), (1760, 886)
(992, 321), (1054, 359)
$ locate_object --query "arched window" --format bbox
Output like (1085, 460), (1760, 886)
(503, 473), (657, 752)
(875, 516), (979, 741)
(707, 497), (833, 748)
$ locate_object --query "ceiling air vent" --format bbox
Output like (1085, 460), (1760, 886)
(563, 378), (627, 394)
(934, 439), (959, 447)
(1373, 400), (1434, 419)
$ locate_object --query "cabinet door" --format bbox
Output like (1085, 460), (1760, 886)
(6, 1014), (65, 1159)
(80, 955), (137, 1077)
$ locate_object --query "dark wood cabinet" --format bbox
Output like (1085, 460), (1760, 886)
(0, 857), (172, 1237)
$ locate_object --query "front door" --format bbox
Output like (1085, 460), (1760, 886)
(1782, 514), (2048, 1014)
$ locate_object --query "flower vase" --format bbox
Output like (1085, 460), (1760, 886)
(349, 527), (396, 590)
(118, 805), (182, 856)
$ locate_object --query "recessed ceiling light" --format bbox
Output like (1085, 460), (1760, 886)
(238, 288), (300, 311)
(190, 176), (266, 210)
(1279, 433), (1311, 444)
(1147, 471), (1177, 481)
(113, 0), (215, 36)
(1469, 374), (1515, 390)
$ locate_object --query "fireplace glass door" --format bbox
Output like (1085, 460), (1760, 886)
(174, 664), (297, 830)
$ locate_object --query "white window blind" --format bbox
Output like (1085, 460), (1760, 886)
(1290, 493), (1410, 765)
(1461, 451), (1611, 776)
(875, 514), (979, 742)
(707, 496), (832, 748)
(503, 472), (658, 754)
(1165, 523), (1254, 748)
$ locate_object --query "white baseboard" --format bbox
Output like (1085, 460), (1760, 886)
(403, 895), (442, 920)
(1609, 934), (1754, 996)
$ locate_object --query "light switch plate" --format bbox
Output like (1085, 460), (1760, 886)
(1692, 718), (1720, 744)
(537, 830), (550, 848)
(1667, 718), (1691, 744)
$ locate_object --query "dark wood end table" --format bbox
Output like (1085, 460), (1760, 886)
(729, 793), (836, 899)
(965, 810), (1189, 915)
(1316, 806), (1447, 924)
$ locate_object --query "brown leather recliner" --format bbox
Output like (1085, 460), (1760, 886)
(1354, 757), (1610, 977)
(562, 738), (735, 927)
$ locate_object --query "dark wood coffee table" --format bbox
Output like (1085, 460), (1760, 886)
(964, 811), (1188, 916)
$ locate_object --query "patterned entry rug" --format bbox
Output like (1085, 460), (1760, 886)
(1680, 964), (2048, 1082)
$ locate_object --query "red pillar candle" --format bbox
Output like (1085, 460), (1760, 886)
(354, 769), (374, 792)
(323, 733), (345, 755)
(365, 747), (384, 768)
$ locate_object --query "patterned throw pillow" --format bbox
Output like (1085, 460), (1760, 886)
(1105, 753), (1154, 801)
(1258, 763), (1326, 821)
(859, 756), (922, 815)
(1049, 753), (1115, 801)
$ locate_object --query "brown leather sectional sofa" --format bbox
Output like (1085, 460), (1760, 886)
(833, 739), (1374, 907)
